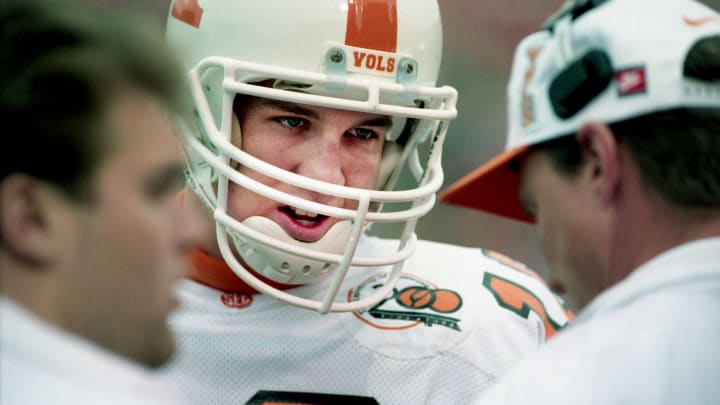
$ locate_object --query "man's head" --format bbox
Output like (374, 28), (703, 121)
(441, 0), (720, 307)
(0, 0), (202, 367)
(166, 0), (458, 313)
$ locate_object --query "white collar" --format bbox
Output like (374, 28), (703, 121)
(0, 295), (162, 392)
(578, 237), (720, 321)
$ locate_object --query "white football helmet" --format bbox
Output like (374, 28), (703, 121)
(166, 0), (457, 313)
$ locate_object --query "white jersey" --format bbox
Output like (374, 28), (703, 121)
(160, 236), (572, 404)
(0, 296), (180, 405)
(475, 237), (720, 405)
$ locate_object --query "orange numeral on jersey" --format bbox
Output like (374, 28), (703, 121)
(483, 273), (565, 340)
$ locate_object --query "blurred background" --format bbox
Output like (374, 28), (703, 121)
(79, 0), (720, 309)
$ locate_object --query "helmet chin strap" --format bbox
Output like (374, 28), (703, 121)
(229, 216), (355, 284)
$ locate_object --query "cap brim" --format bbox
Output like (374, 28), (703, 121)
(439, 146), (534, 223)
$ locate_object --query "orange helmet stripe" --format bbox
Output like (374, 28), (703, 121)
(345, 0), (398, 52)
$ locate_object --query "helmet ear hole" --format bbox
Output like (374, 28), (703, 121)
(374, 141), (403, 191)
(199, 66), (225, 129)
(230, 110), (242, 150)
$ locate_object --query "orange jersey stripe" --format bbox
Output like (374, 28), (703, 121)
(188, 248), (298, 294)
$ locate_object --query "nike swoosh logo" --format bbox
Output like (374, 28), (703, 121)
(683, 15), (720, 27)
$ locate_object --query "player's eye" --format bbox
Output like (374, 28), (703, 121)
(275, 116), (308, 129)
(145, 166), (186, 200)
(347, 127), (379, 141)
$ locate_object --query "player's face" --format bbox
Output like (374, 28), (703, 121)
(518, 150), (606, 309)
(62, 88), (204, 367)
(226, 97), (389, 243)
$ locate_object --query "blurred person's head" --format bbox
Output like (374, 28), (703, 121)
(0, 0), (203, 367)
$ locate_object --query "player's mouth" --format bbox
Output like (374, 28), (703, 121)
(278, 206), (332, 242)
(282, 206), (325, 226)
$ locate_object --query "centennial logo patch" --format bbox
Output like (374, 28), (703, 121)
(348, 273), (463, 331)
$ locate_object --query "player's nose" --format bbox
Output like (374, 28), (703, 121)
(294, 133), (346, 187)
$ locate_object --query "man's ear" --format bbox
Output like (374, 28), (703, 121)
(0, 174), (60, 265)
(576, 122), (621, 205)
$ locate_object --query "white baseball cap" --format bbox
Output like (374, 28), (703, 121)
(440, 0), (720, 222)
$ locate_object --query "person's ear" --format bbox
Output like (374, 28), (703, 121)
(576, 122), (621, 205)
(0, 174), (60, 265)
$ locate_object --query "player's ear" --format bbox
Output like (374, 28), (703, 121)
(575, 122), (621, 206)
(0, 173), (63, 265)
